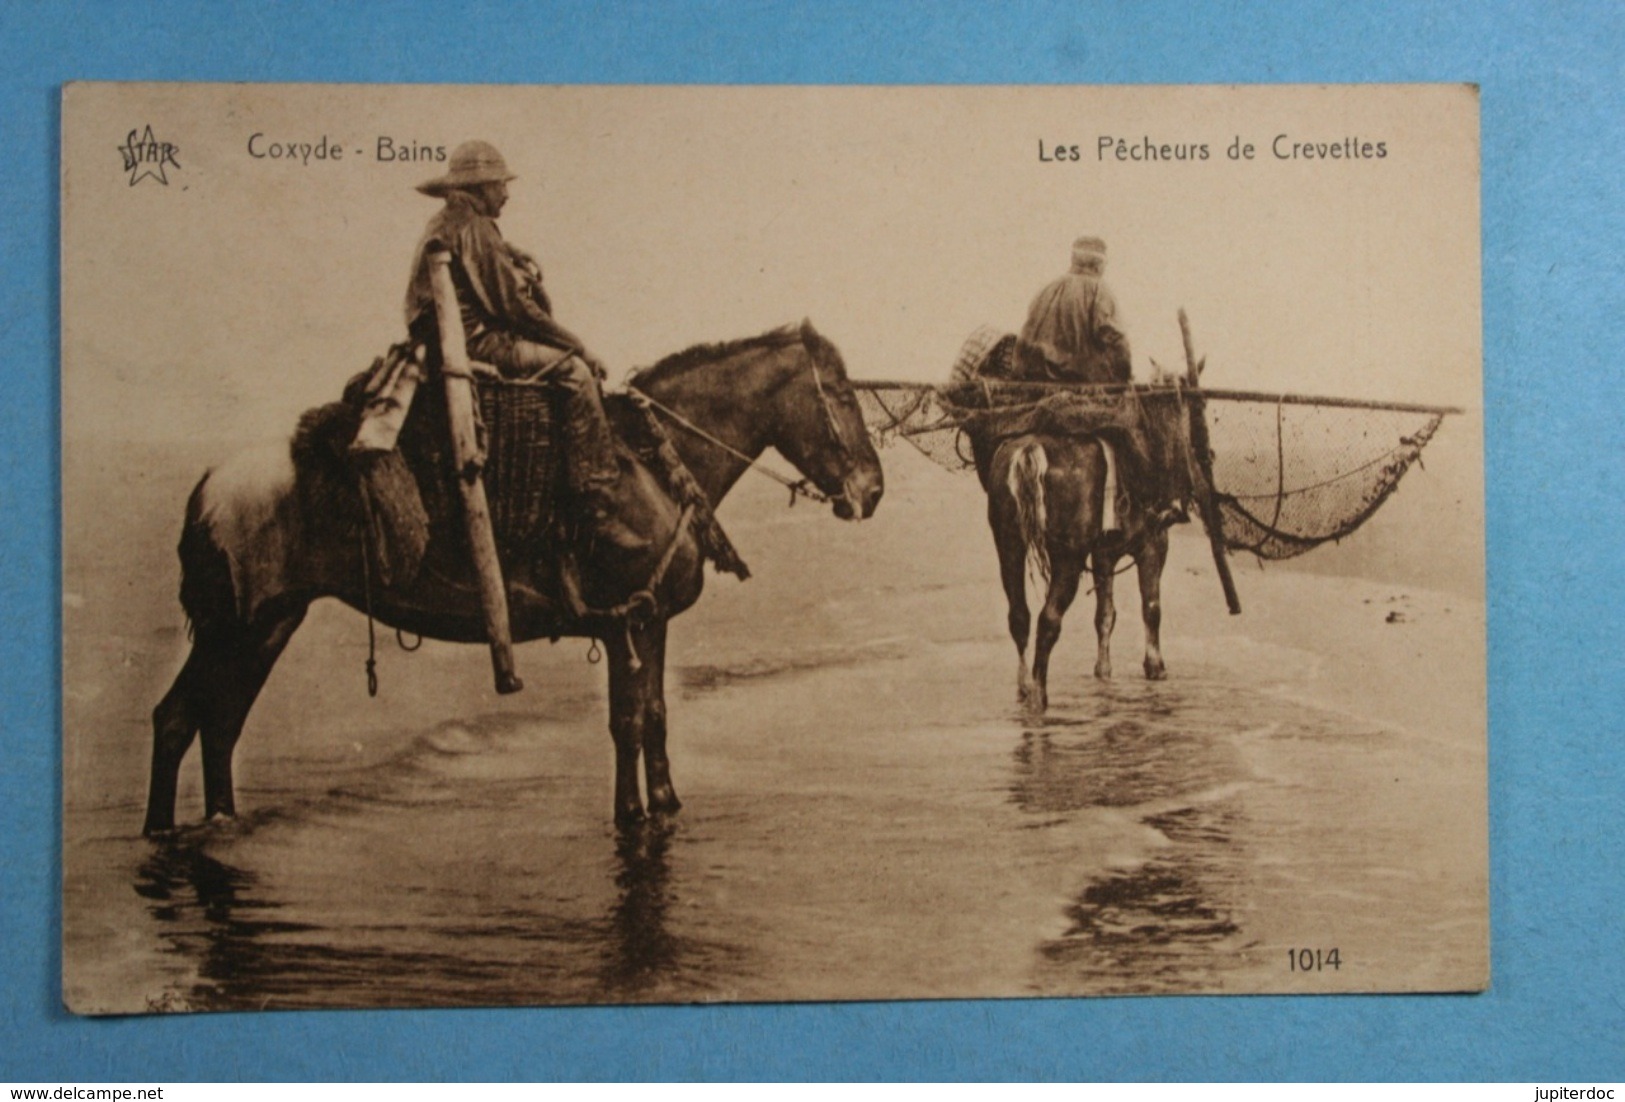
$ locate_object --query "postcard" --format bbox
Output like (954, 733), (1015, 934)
(62, 82), (1484, 1013)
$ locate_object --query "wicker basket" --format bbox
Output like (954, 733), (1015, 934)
(476, 378), (563, 549)
(948, 325), (1017, 388)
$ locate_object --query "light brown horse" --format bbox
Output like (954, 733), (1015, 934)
(144, 321), (883, 834)
(984, 387), (1192, 712)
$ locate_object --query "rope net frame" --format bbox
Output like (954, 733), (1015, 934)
(856, 380), (1449, 561)
(1202, 396), (1443, 559)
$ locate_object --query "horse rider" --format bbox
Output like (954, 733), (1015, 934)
(1019, 235), (1133, 385)
(1019, 236), (1188, 528)
(405, 139), (647, 551)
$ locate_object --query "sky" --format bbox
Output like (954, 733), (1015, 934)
(63, 83), (1482, 448)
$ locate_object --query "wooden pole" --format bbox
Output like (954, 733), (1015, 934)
(851, 379), (1464, 417)
(428, 249), (523, 694)
(1180, 309), (1242, 616)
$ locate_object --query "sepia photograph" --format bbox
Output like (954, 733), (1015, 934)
(61, 82), (1485, 1014)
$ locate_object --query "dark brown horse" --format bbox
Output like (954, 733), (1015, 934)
(985, 386), (1192, 712)
(144, 321), (883, 834)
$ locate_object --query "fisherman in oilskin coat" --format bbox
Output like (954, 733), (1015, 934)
(1019, 235), (1132, 384)
(1018, 236), (1186, 527)
(405, 140), (645, 550)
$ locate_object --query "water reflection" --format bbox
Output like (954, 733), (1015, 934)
(135, 838), (315, 1010)
(599, 819), (680, 996)
(130, 800), (738, 1010)
(1008, 688), (1255, 994)
(1039, 849), (1244, 993)
(1008, 716), (1230, 814)
(135, 841), (255, 925)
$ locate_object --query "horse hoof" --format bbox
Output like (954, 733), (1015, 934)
(1094, 665), (1112, 681)
(648, 791), (683, 816)
(1144, 663), (1168, 681)
(615, 805), (647, 827)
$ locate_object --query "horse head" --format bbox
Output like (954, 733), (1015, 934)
(1140, 381), (1198, 509)
(771, 320), (884, 520)
(629, 321), (884, 521)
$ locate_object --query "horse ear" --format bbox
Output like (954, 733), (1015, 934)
(799, 317), (816, 342)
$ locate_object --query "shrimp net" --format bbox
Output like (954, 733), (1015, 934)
(1199, 396), (1443, 560)
(856, 379), (1446, 561)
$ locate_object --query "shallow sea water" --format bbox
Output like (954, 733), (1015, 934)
(62, 447), (1485, 1012)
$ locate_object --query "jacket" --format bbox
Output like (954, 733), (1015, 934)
(1018, 269), (1131, 383)
(403, 190), (583, 353)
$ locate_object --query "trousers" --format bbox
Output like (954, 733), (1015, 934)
(467, 331), (619, 497)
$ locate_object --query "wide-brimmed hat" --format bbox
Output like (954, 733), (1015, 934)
(416, 140), (517, 196)
(1070, 235), (1107, 273)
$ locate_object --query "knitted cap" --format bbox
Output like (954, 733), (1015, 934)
(1071, 235), (1107, 273)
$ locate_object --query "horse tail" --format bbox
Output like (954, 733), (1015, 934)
(178, 471), (238, 641)
(1007, 441), (1051, 587)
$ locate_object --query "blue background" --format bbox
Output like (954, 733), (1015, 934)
(4, 0), (1621, 1082)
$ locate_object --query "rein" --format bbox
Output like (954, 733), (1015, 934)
(625, 387), (829, 506)
(626, 338), (854, 508)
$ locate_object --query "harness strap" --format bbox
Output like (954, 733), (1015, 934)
(562, 503), (696, 673)
(356, 478), (381, 698)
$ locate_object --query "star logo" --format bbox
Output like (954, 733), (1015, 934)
(117, 125), (180, 186)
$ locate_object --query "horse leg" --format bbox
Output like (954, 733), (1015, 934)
(605, 630), (648, 825)
(197, 609), (307, 822)
(144, 649), (207, 836)
(992, 503), (1034, 705)
(1137, 530), (1169, 680)
(633, 619), (682, 817)
(1093, 554), (1118, 680)
(1031, 552), (1083, 712)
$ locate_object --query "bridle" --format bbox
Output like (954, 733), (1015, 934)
(627, 334), (862, 508)
(804, 342), (860, 457)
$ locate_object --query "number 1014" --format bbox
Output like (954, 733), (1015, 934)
(1288, 948), (1341, 972)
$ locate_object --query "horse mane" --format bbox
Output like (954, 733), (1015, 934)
(627, 321), (832, 388)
